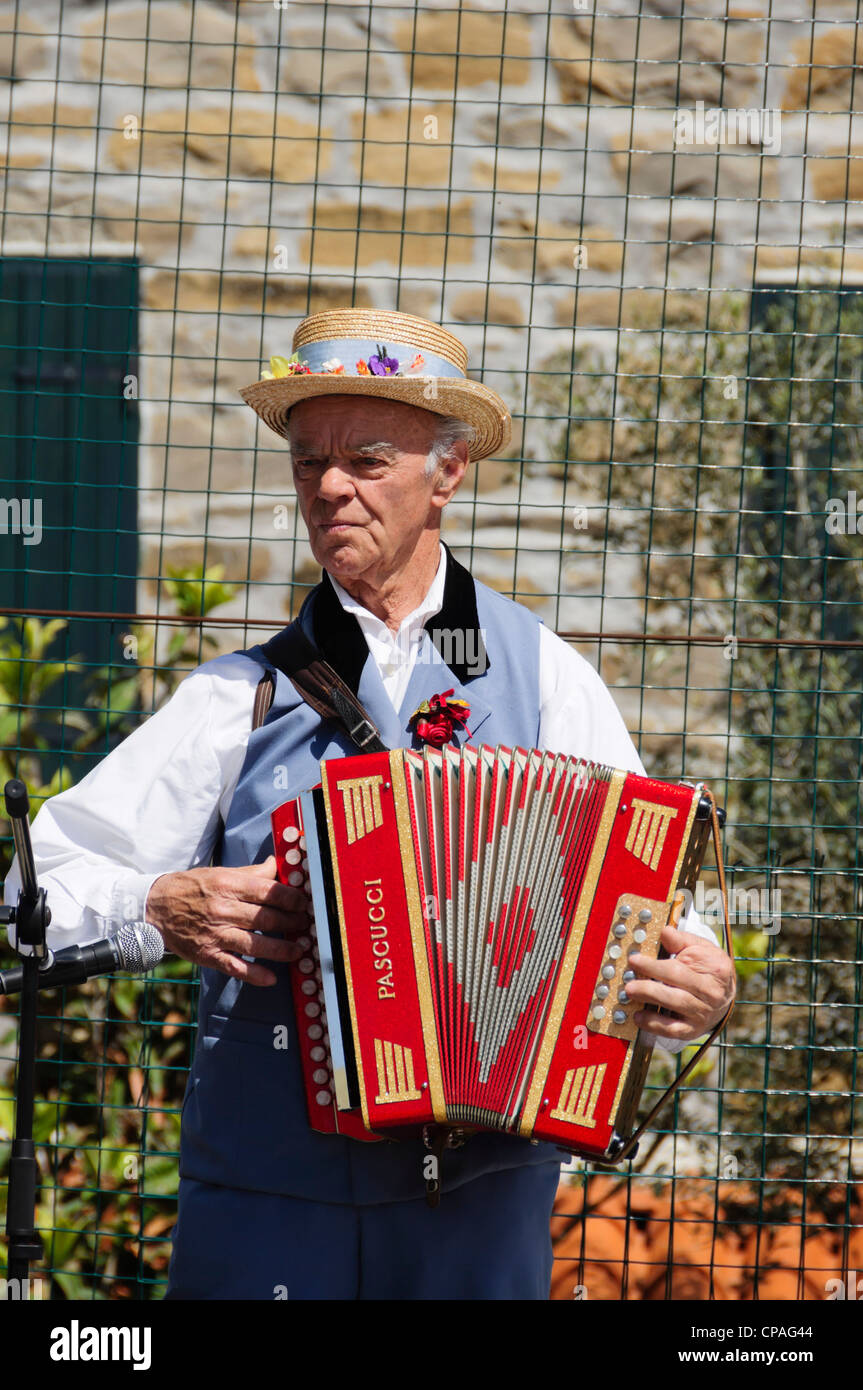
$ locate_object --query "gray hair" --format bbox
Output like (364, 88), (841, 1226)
(425, 415), (475, 477)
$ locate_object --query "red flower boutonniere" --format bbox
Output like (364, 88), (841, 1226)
(408, 689), (471, 749)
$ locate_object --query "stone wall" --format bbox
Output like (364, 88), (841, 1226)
(2, 0), (860, 768)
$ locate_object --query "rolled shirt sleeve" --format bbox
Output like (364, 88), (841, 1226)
(2, 655), (259, 950)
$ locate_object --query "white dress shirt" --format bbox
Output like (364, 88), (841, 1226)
(3, 548), (716, 1050)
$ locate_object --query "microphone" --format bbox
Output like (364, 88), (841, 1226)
(0, 922), (164, 995)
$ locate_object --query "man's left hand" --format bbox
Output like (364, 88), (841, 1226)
(625, 923), (736, 1043)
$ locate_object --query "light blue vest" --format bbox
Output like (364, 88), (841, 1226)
(178, 568), (563, 1203)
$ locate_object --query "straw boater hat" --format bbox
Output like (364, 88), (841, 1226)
(239, 308), (511, 463)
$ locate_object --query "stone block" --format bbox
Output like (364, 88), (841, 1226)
(143, 269), (373, 315)
(610, 129), (779, 200)
(810, 148), (863, 201)
(451, 288), (524, 326)
(395, 284), (441, 317)
(783, 28), (862, 112)
(552, 14), (763, 107)
(473, 110), (574, 150)
(232, 226), (271, 259)
(107, 107), (328, 184)
(350, 103), (454, 187)
(393, 8), (532, 90)
(0, 10), (47, 78)
(494, 216), (622, 276)
(471, 158), (561, 193)
(80, 2), (260, 91)
(279, 16), (390, 97)
(302, 198), (475, 268)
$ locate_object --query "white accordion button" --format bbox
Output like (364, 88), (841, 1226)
(601, 964), (615, 980)
(310, 1046), (326, 1062)
(285, 848), (301, 865)
(301, 980), (316, 997)
(304, 1002), (321, 1018)
(307, 1024), (323, 1040)
(312, 1068), (329, 1085)
(315, 1090), (332, 1106)
(299, 836), (306, 850)
(283, 826), (300, 843)
(608, 944), (622, 960)
(592, 1005), (606, 1020)
(634, 928), (647, 944)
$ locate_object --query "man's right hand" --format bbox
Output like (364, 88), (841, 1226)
(144, 855), (309, 987)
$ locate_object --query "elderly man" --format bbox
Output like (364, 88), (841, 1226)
(5, 309), (734, 1301)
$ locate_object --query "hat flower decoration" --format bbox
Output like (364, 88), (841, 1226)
(239, 308), (512, 463)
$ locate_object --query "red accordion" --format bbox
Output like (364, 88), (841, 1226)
(272, 746), (722, 1164)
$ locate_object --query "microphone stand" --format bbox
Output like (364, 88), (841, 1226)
(1, 779), (51, 1297)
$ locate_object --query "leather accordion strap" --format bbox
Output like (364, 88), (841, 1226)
(252, 620), (388, 753)
(614, 788), (735, 1163)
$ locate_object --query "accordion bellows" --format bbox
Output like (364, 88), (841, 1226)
(273, 745), (715, 1163)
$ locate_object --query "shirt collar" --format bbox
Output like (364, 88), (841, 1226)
(329, 545), (446, 645)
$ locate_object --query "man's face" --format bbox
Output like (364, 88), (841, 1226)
(287, 395), (466, 590)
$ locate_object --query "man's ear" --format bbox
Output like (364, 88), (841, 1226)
(430, 442), (469, 509)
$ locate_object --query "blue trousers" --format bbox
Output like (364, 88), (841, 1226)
(165, 1161), (560, 1300)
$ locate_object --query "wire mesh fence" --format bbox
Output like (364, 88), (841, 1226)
(0, 0), (860, 1299)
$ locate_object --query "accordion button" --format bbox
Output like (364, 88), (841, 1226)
(283, 827), (300, 843)
(299, 836), (306, 850)
(298, 958), (314, 974)
(304, 1002), (321, 1018)
(310, 1046), (326, 1062)
(315, 1090), (332, 1106)
(618, 904), (632, 918)
(613, 923), (627, 938)
(608, 945), (622, 960)
(634, 928), (647, 943)
(596, 984), (609, 999)
(301, 980), (316, 996)
(312, 1068), (329, 1085)
(623, 969), (636, 982)
(302, 858), (309, 872)
(601, 964), (615, 980)
(307, 1024), (323, 1040)
(288, 871), (304, 887)
(592, 1006), (606, 1021)
(613, 1009), (627, 1024)
(297, 936), (312, 950)
(285, 849), (301, 865)
(638, 908), (652, 923)
(618, 990), (629, 1003)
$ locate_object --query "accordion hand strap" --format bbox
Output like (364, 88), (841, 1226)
(614, 789), (734, 1164)
(252, 621), (388, 753)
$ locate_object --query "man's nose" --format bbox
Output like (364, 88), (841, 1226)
(315, 462), (355, 502)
